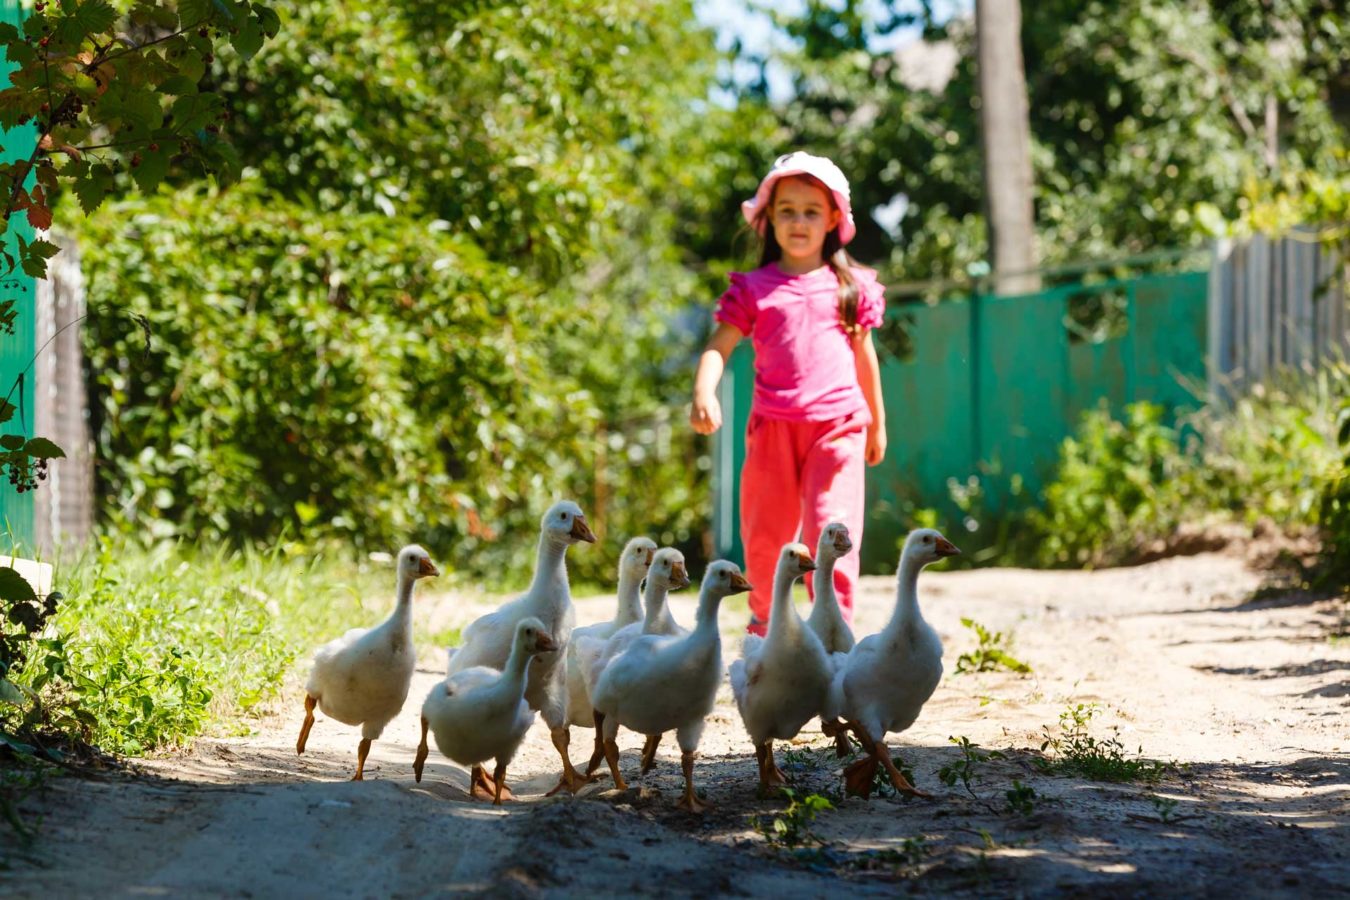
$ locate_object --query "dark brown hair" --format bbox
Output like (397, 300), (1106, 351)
(755, 174), (862, 337)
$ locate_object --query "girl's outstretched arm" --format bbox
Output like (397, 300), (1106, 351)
(690, 322), (744, 435)
(853, 331), (887, 465)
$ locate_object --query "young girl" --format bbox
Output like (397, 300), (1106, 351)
(690, 151), (887, 635)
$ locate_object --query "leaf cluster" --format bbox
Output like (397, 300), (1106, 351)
(953, 617), (1032, 674)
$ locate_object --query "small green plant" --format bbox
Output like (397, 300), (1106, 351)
(1149, 794), (1180, 823)
(753, 788), (833, 849)
(1037, 703), (1169, 782)
(846, 836), (928, 875)
(938, 735), (1006, 801)
(1005, 780), (1037, 817)
(954, 618), (1032, 674)
(778, 745), (827, 777)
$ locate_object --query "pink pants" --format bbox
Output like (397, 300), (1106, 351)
(739, 410), (867, 634)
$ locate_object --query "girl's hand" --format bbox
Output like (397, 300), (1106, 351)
(865, 424), (887, 466)
(690, 392), (723, 435)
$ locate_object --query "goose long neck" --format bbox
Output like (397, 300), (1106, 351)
(389, 571), (416, 633)
(527, 535), (569, 605)
(642, 579), (669, 631)
(885, 557), (923, 636)
(502, 636), (533, 691)
(812, 554), (838, 604)
(693, 586), (722, 634)
(614, 567), (644, 627)
(768, 565), (801, 639)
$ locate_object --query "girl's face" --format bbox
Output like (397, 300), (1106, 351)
(769, 176), (840, 265)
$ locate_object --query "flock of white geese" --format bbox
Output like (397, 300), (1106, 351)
(295, 500), (960, 811)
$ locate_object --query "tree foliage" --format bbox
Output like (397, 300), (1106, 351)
(718, 0), (1349, 285)
(75, 1), (719, 582)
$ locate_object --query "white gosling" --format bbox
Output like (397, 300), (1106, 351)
(446, 500), (597, 794)
(729, 543), (833, 796)
(591, 560), (751, 813)
(414, 617), (556, 804)
(574, 547), (691, 775)
(807, 522), (856, 755)
(296, 544), (439, 779)
(829, 527), (959, 799)
(558, 537), (656, 784)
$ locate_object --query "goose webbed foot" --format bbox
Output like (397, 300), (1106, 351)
(470, 765), (497, 801)
(843, 753), (878, 798)
(546, 726), (598, 796)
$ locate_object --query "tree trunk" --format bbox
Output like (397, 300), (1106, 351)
(976, 0), (1039, 295)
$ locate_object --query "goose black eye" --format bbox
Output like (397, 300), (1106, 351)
(924, 535), (932, 543)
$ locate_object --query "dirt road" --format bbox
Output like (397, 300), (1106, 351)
(4, 546), (1347, 897)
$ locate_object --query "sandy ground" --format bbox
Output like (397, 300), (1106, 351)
(3, 544), (1347, 898)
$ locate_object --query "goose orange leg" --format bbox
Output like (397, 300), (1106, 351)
(603, 737), (628, 792)
(676, 751), (710, 813)
(766, 742), (788, 785)
(820, 717), (852, 757)
(585, 712), (607, 776)
(413, 716), (430, 782)
(492, 761), (513, 806)
(639, 734), (662, 775)
(546, 727), (596, 796)
(296, 694), (317, 754)
(352, 738), (371, 781)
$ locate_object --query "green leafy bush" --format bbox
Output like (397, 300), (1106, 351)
(1031, 403), (1189, 567)
(76, 181), (706, 586)
(1318, 392), (1350, 589)
(1031, 364), (1346, 568)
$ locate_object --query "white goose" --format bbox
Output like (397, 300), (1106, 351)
(807, 522), (856, 755)
(729, 543), (833, 795)
(575, 547), (691, 775)
(591, 560), (751, 812)
(296, 544), (438, 779)
(831, 527), (959, 798)
(414, 617), (556, 804)
(447, 500), (597, 794)
(807, 522), (856, 654)
(556, 536), (655, 787)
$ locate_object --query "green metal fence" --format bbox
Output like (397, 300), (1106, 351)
(712, 269), (1210, 573)
(0, 0), (39, 550)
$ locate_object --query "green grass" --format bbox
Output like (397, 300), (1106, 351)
(8, 537), (389, 756)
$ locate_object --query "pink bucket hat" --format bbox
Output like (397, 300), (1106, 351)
(742, 151), (857, 245)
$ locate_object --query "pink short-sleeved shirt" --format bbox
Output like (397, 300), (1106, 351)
(715, 262), (886, 423)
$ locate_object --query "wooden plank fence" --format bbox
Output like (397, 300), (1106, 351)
(1208, 230), (1349, 398)
(32, 238), (93, 555)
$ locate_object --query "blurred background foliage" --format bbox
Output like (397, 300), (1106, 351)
(60, 0), (1350, 587)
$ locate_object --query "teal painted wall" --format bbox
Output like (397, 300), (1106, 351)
(0, 0), (39, 551)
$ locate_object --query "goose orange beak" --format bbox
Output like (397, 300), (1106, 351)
(645, 548), (656, 565)
(418, 558), (440, 577)
(795, 552), (817, 572)
(935, 538), (960, 558)
(672, 562), (691, 589)
(570, 516), (597, 543)
(729, 573), (753, 594)
(535, 633), (558, 653)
